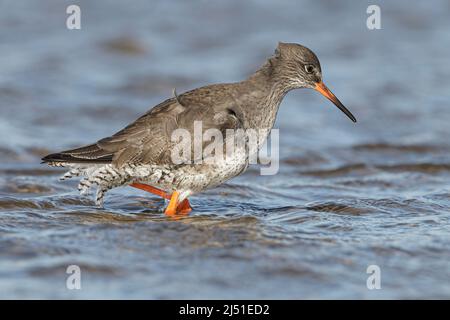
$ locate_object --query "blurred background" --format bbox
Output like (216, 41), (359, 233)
(0, 0), (449, 299)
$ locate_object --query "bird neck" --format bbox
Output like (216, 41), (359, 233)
(239, 61), (291, 130)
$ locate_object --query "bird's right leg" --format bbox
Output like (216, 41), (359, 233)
(130, 182), (171, 199)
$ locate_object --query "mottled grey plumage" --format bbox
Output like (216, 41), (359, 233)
(42, 42), (356, 208)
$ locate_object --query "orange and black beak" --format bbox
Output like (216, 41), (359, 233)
(315, 82), (356, 123)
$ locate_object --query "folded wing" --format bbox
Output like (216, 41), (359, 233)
(42, 85), (244, 167)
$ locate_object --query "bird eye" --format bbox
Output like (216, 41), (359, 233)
(304, 64), (314, 74)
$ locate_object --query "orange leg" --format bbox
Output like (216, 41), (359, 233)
(130, 182), (171, 200)
(165, 191), (179, 216)
(130, 183), (192, 216)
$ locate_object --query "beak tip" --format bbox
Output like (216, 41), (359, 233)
(315, 82), (357, 124)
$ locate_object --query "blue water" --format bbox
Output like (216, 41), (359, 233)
(0, 0), (449, 298)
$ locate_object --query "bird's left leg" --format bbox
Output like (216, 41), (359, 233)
(130, 183), (192, 215)
(165, 191), (180, 215)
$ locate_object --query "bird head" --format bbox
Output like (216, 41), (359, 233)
(271, 42), (356, 123)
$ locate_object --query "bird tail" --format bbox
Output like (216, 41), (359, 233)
(41, 144), (113, 166)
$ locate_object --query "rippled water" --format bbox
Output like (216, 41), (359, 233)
(1, 0), (450, 299)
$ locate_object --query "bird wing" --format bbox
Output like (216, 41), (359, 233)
(42, 85), (245, 167)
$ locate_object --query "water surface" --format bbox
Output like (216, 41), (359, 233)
(0, 0), (450, 299)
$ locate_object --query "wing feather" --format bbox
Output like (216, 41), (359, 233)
(42, 85), (245, 167)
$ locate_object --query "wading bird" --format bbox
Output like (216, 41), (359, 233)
(42, 42), (356, 215)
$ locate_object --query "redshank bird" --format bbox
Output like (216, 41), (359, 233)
(42, 42), (356, 215)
